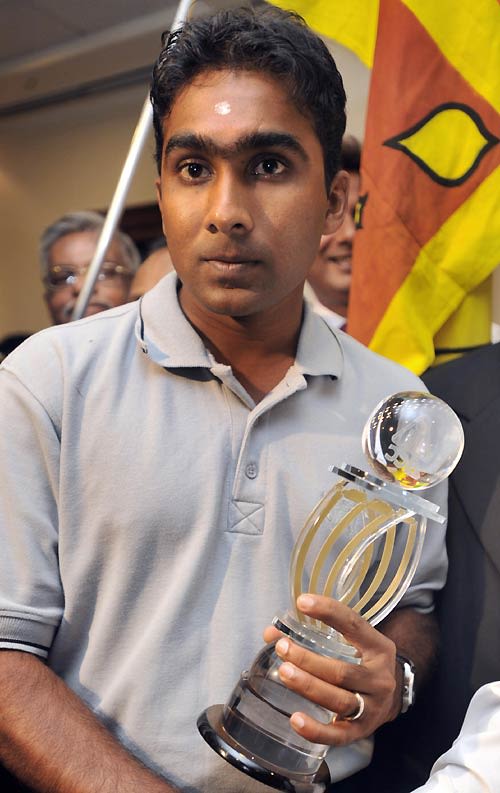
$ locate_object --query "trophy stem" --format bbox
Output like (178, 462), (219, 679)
(289, 473), (429, 627)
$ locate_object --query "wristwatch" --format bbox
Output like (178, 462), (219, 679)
(396, 654), (416, 713)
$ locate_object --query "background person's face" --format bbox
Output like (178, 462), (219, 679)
(44, 230), (132, 324)
(307, 171), (360, 316)
(129, 247), (174, 301)
(156, 68), (347, 324)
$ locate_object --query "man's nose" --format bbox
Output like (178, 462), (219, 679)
(205, 171), (254, 235)
(337, 211), (356, 245)
(71, 269), (96, 295)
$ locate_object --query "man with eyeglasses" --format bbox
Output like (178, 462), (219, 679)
(305, 135), (361, 329)
(40, 211), (141, 325)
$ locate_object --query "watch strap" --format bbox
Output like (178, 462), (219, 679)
(396, 653), (416, 713)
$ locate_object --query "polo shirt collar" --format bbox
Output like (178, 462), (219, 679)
(295, 300), (344, 379)
(135, 272), (211, 369)
(135, 271), (344, 380)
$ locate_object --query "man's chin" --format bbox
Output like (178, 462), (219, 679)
(83, 303), (113, 317)
(55, 302), (113, 323)
(180, 283), (264, 319)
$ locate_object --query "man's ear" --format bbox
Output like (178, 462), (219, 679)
(323, 169), (349, 236)
(155, 179), (167, 236)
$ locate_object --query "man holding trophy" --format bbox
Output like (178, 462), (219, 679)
(0, 7), (449, 793)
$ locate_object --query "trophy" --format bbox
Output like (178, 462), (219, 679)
(198, 391), (464, 792)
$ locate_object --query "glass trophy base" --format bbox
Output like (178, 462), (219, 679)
(197, 613), (360, 792)
(197, 704), (331, 793)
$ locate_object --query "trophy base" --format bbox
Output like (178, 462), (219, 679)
(198, 704), (331, 793)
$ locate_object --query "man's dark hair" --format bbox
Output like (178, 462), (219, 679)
(0, 334), (31, 362)
(340, 134), (361, 173)
(150, 6), (346, 190)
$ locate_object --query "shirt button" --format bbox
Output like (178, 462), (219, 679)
(245, 462), (258, 479)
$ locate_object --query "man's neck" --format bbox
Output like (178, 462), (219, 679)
(179, 288), (304, 403)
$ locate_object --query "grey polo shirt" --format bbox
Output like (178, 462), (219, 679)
(0, 273), (447, 791)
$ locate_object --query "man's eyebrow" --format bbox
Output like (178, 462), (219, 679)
(164, 131), (309, 161)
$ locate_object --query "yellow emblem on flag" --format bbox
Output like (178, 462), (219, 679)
(384, 103), (499, 187)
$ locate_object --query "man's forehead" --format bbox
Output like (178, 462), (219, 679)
(50, 231), (124, 261)
(173, 66), (289, 101)
(163, 70), (311, 137)
(161, 68), (318, 158)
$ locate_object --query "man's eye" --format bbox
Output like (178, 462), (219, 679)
(253, 158), (286, 176)
(180, 162), (209, 180)
(47, 268), (72, 286)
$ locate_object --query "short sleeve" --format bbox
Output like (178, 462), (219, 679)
(0, 365), (63, 658)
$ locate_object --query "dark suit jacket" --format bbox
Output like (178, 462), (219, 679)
(416, 344), (500, 761)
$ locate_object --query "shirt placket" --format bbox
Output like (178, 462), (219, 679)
(227, 370), (308, 535)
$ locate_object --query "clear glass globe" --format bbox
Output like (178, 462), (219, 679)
(362, 391), (464, 490)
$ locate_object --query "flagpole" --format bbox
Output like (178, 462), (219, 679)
(72, 0), (194, 322)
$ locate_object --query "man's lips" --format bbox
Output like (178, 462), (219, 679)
(202, 254), (261, 272)
(202, 254), (259, 265)
(329, 254), (352, 270)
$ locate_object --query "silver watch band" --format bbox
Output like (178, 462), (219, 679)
(396, 654), (416, 713)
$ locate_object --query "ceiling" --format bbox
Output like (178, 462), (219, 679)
(0, 0), (368, 137)
(0, 0), (180, 65)
(0, 0), (258, 117)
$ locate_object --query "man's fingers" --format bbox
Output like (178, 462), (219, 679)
(277, 659), (364, 716)
(296, 594), (394, 655)
(263, 625), (281, 644)
(261, 597), (399, 745)
(275, 637), (370, 693)
(288, 711), (364, 747)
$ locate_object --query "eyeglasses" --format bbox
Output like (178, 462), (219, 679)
(44, 262), (133, 291)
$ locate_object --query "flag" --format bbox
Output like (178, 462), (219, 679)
(347, 0), (500, 373)
(269, 0), (500, 373)
(269, 0), (379, 67)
